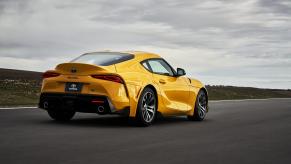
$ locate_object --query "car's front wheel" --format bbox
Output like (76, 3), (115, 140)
(188, 90), (208, 121)
(134, 87), (157, 126)
(47, 110), (75, 121)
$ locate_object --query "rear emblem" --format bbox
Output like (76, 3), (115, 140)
(71, 68), (77, 73)
(70, 83), (77, 89)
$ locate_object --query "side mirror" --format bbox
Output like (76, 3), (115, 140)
(176, 68), (186, 76)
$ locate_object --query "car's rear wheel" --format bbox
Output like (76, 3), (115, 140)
(134, 87), (157, 126)
(188, 90), (207, 121)
(47, 110), (75, 121)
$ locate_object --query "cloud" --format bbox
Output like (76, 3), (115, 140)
(0, 0), (290, 89)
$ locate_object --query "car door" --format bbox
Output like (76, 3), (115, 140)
(146, 59), (190, 113)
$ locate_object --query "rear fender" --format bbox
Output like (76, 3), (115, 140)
(127, 83), (160, 117)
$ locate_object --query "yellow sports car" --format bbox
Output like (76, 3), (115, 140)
(39, 51), (208, 126)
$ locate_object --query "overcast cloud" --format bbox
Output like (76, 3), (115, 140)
(0, 0), (290, 89)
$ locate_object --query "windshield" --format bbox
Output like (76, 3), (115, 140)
(71, 52), (134, 66)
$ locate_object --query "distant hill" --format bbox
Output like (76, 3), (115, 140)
(0, 68), (42, 81)
(206, 85), (291, 100)
(0, 68), (290, 106)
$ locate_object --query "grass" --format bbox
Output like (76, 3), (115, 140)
(0, 80), (40, 107)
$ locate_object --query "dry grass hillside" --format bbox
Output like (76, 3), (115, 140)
(0, 68), (290, 106)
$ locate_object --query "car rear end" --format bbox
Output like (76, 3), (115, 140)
(39, 52), (133, 115)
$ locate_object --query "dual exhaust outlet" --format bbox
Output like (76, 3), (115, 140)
(97, 106), (105, 113)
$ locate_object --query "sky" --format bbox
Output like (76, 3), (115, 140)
(0, 0), (290, 89)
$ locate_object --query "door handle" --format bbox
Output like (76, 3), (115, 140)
(159, 79), (166, 84)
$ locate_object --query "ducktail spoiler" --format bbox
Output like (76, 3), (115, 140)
(55, 63), (116, 75)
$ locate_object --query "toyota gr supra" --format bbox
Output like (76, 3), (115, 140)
(39, 51), (208, 126)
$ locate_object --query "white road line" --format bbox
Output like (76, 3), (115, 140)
(268, 98), (291, 100)
(210, 99), (268, 103)
(0, 107), (38, 110)
(210, 98), (291, 103)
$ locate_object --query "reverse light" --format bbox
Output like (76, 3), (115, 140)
(91, 75), (124, 84)
(42, 71), (60, 79)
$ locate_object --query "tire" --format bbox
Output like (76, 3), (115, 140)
(47, 110), (75, 121)
(134, 87), (157, 126)
(188, 90), (208, 121)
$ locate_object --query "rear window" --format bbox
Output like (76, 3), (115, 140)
(71, 52), (134, 66)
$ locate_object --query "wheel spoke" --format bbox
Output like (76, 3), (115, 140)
(146, 111), (151, 121)
(198, 94), (206, 118)
(199, 111), (204, 117)
(147, 96), (154, 105)
(147, 107), (154, 114)
(147, 105), (154, 109)
(198, 103), (206, 113)
(142, 110), (147, 119)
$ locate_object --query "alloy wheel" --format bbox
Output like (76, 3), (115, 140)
(141, 91), (156, 123)
(198, 92), (207, 119)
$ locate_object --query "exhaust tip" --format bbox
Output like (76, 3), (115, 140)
(97, 106), (105, 113)
(43, 101), (49, 109)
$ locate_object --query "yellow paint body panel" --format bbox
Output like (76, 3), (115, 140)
(40, 51), (207, 117)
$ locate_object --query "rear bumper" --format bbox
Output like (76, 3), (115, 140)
(39, 93), (129, 115)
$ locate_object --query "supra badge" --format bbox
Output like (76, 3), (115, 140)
(39, 51), (208, 126)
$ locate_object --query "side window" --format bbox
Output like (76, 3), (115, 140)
(148, 59), (174, 76)
(141, 62), (150, 71)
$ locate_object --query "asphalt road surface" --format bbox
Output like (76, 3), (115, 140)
(0, 99), (291, 164)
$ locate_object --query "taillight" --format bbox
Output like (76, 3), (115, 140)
(91, 75), (124, 84)
(42, 71), (60, 79)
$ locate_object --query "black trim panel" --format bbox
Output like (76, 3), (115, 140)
(39, 93), (129, 115)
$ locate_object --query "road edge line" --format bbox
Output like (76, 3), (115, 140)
(210, 97), (291, 103)
(0, 107), (38, 110)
